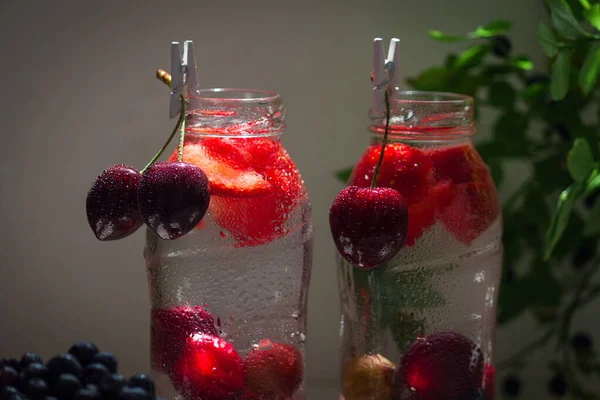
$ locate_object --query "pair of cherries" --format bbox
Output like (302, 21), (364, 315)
(86, 161), (210, 241)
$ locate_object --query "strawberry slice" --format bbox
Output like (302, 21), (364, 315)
(351, 143), (433, 204)
(168, 143), (271, 197)
(440, 175), (500, 245)
(405, 180), (455, 246)
(428, 144), (488, 184)
(211, 149), (304, 247)
(201, 137), (282, 170)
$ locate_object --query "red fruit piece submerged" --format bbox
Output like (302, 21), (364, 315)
(395, 331), (483, 400)
(244, 339), (303, 400)
(483, 363), (494, 400)
(86, 164), (143, 241)
(169, 143), (271, 197)
(439, 176), (500, 245)
(428, 144), (488, 184)
(351, 144), (433, 203)
(211, 149), (304, 247)
(330, 186), (408, 269)
(170, 334), (245, 400)
(151, 306), (217, 373)
(138, 161), (211, 240)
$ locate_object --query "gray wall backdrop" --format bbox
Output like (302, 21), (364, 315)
(4, 1), (593, 399)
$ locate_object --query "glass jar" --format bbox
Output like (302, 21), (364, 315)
(338, 91), (502, 400)
(145, 89), (313, 400)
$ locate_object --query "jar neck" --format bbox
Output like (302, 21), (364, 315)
(369, 90), (475, 141)
(184, 88), (285, 138)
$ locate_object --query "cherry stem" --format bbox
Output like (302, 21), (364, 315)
(177, 110), (186, 162)
(370, 90), (391, 188)
(141, 95), (186, 174)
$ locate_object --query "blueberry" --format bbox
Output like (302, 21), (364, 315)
(73, 385), (101, 400)
(117, 387), (150, 400)
(1, 387), (24, 400)
(127, 374), (154, 397)
(21, 363), (48, 383)
(0, 367), (19, 390)
(549, 374), (567, 397)
(53, 374), (82, 400)
(502, 375), (521, 397)
(46, 355), (82, 380)
(491, 35), (512, 58)
(98, 374), (125, 397)
(25, 377), (48, 399)
(68, 344), (98, 368)
(81, 364), (108, 386)
(571, 332), (593, 351)
(0, 361), (19, 372)
(90, 353), (117, 374)
(19, 354), (42, 370)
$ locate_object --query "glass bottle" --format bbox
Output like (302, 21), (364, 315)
(338, 91), (502, 400)
(145, 89), (313, 400)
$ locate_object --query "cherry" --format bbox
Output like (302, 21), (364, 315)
(170, 334), (245, 400)
(330, 186), (407, 269)
(395, 332), (483, 400)
(151, 306), (217, 373)
(244, 339), (303, 400)
(138, 161), (210, 240)
(86, 165), (143, 241)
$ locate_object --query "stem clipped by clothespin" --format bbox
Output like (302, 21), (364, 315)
(370, 37), (399, 188)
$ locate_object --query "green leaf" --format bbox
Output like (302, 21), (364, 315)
(548, 0), (588, 40)
(544, 182), (584, 260)
(335, 167), (353, 184)
(510, 55), (534, 70)
(428, 30), (468, 42)
(583, 4), (600, 31)
(534, 154), (572, 190)
(579, 43), (600, 95)
(471, 20), (512, 38)
(567, 138), (594, 182)
(406, 67), (447, 91)
(584, 199), (600, 236)
(584, 169), (600, 196)
(389, 312), (425, 352)
(488, 81), (517, 108)
(522, 82), (548, 106)
(579, 0), (590, 9)
(551, 50), (572, 100)
(537, 22), (560, 57)
(455, 44), (489, 70)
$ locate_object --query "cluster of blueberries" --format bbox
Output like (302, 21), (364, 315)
(0, 342), (158, 400)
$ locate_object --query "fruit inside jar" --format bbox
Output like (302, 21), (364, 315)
(337, 91), (502, 400)
(145, 89), (312, 400)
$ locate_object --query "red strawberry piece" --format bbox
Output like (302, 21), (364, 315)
(170, 334), (245, 400)
(168, 143), (272, 197)
(329, 186), (408, 268)
(404, 180), (455, 247)
(439, 176), (500, 245)
(428, 145), (489, 184)
(395, 332), (483, 400)
(211, 149), (304, 247)
(483, 363), (494, 400)
(350, 144), (433, 204)
(151, 306), (217, 373)
(244, 339), (303, 400)
(201, 138), (282, 171)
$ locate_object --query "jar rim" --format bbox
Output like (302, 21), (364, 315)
(391, 90), (473, 106)
(188, 88), (281, 104)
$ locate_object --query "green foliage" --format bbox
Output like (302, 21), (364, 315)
(410, 5), (600, 398)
